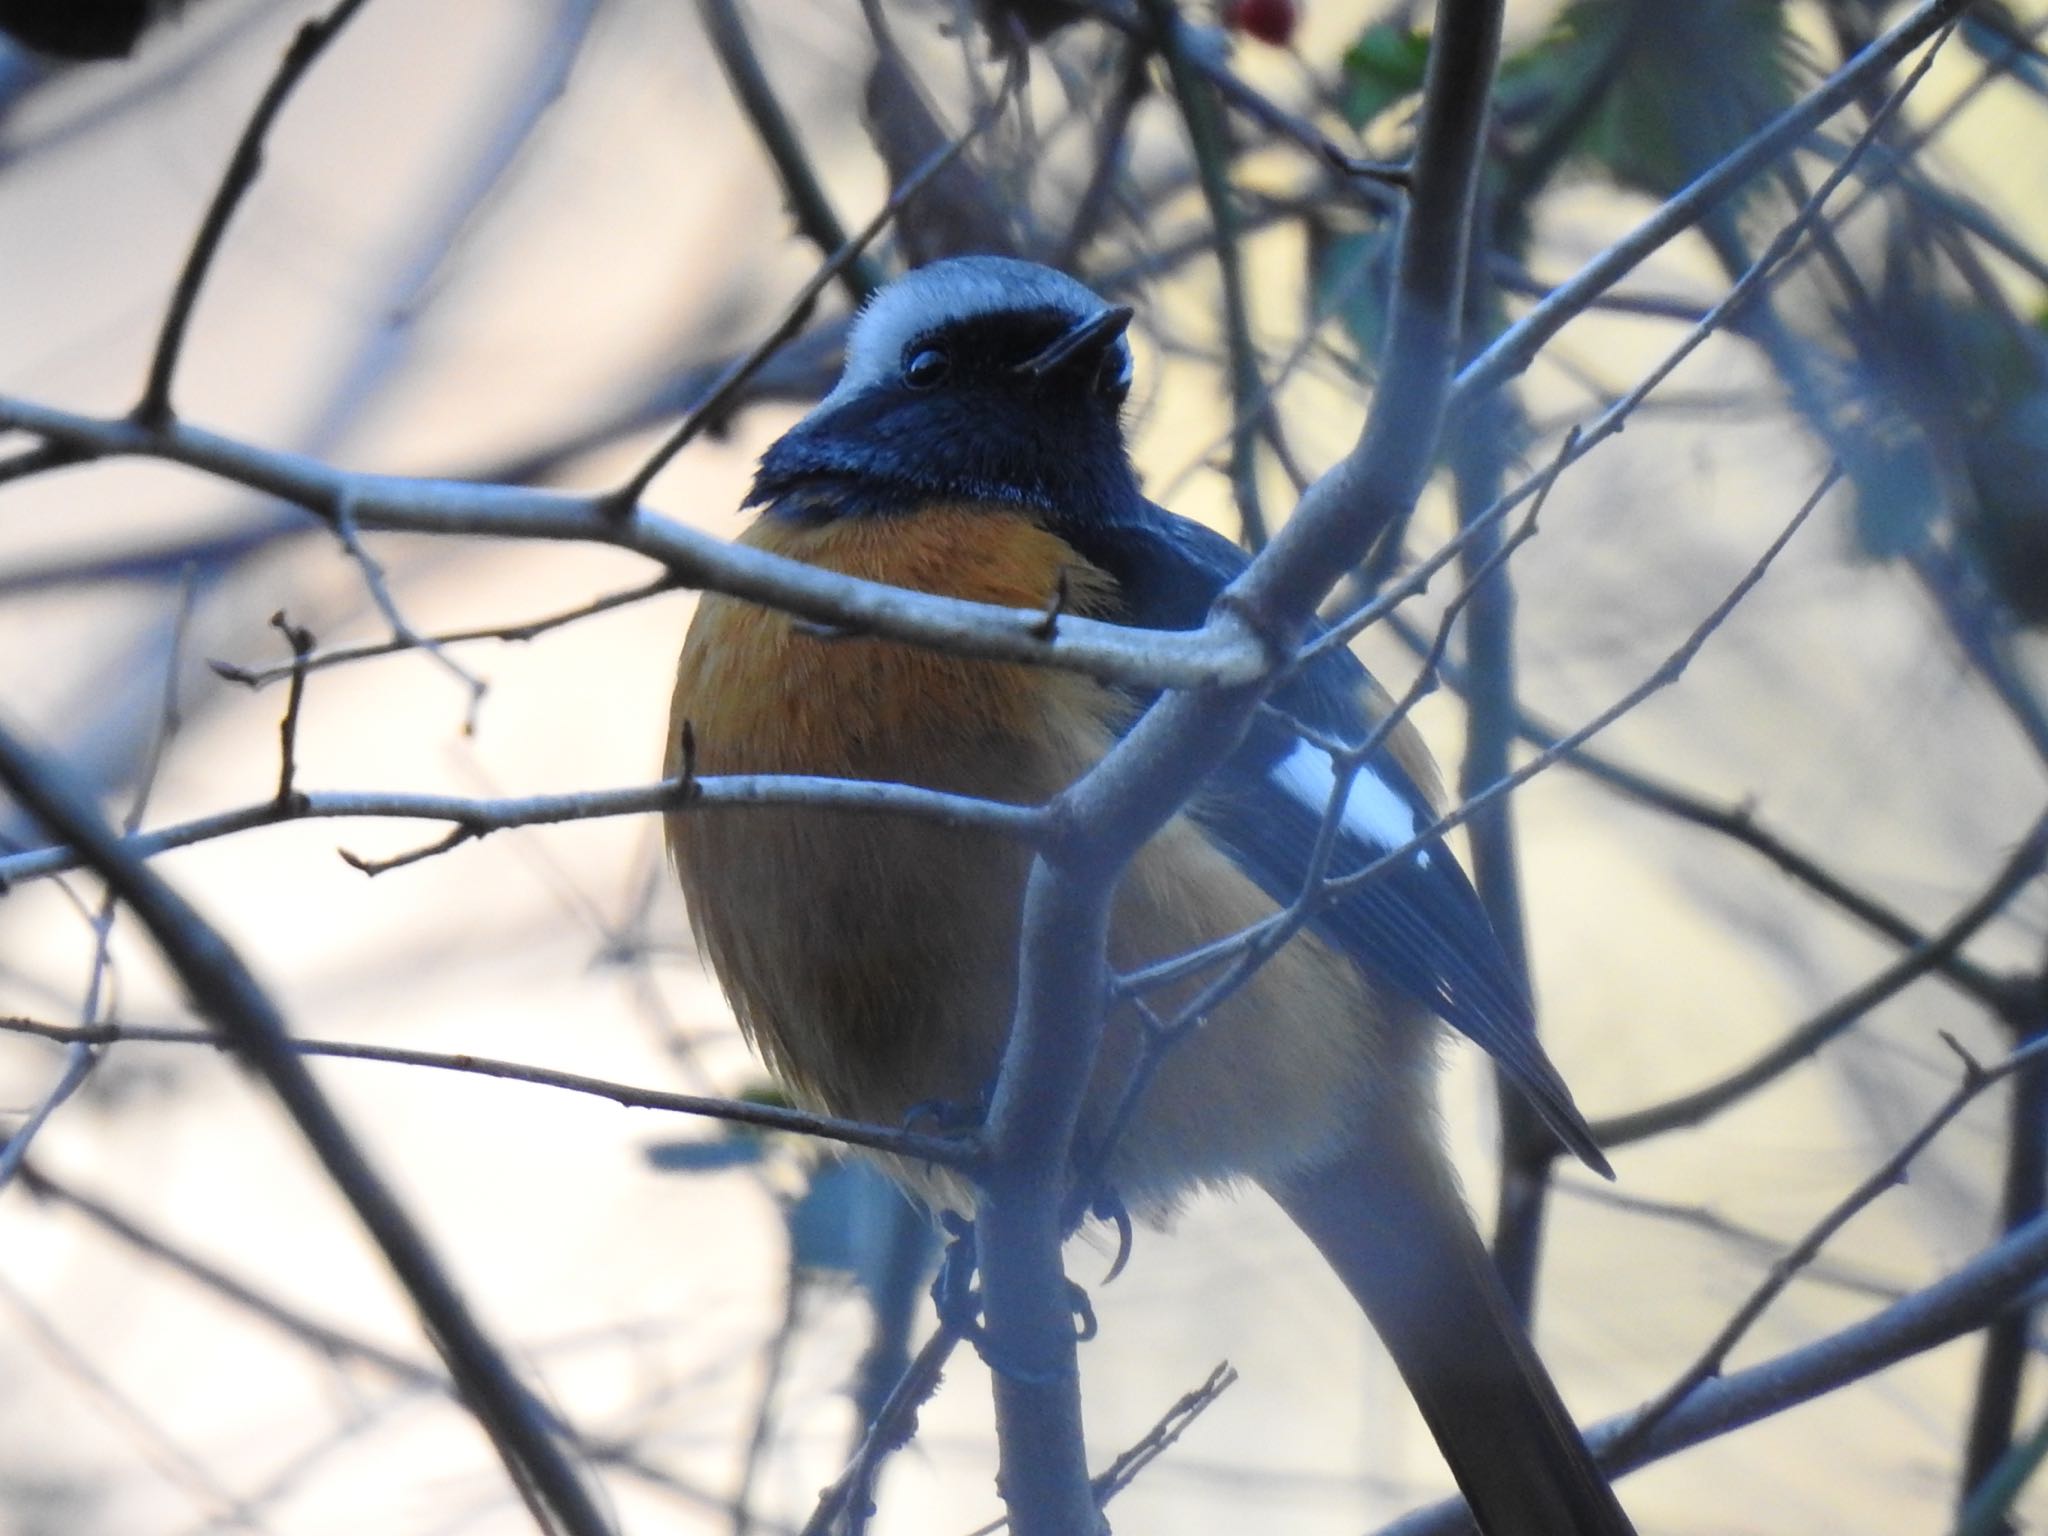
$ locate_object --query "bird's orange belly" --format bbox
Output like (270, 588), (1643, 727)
(666, 505), (1417, 1208)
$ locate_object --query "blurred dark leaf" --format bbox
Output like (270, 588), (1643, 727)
(1840, 415), (1943, 559)
(1338, 22), (1429, 130)
(1963, 387), (2048, 624)
(973, 0), (1087, 53)
(1497, 0), (1808, 200)
(1820, 219), (2048, 627)
(1307, 217), (1398, 369)
(0, 0), (174, 60)
(864, 42), (1018, 265)
(643, 1138), (767, 1172)
(787, 1157), (910, 1281)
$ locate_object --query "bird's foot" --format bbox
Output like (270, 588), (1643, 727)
(902, 1096), (986, 1136)
(929, 1212), (1101, 1374)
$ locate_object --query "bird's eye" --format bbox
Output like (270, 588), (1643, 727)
(1097, 340), (1133, 404)
(903, 346), (951, 390)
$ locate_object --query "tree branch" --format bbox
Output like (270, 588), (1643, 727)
(0, 1015), (978, 1166)
(0, 396), (1266, 693)
(136, 0), (373, 427)
(1381, 1062), (2048, 1535)
(0, 774), (1044, 889)
(1452, 0), (1973, 409)
(968, 3), (1509, 1530)
(1593, 809), (2048, 1150)
(0, 722), (614, 1536)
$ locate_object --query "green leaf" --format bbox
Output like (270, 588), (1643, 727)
(1308, 222), (1397, 367)
(1340, 23), (1431, 129)
(1503, 0), (1809, 201)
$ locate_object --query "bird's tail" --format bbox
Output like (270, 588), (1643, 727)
(1263, 1110), (1635, 1536)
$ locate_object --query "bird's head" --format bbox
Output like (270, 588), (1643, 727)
(748, 256), (1143, 523)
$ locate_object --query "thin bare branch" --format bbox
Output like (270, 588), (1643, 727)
(0, 773), (1043, 889)
(1379, 1137), (2048, 1534)
(1616, 1033), (2048, 1456)
(213, 577), (680, 688)
(0, 722), (614, 1536)
(1453, 0), (1972, 409)
(1594, 810), (2048, 1150)
(0, 1016), (979, 1166)
(136, 0), (373, 426)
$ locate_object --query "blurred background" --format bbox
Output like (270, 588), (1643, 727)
(2, 0), (2046, 1531)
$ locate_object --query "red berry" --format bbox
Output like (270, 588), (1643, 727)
(1223, 0), (1298, 46)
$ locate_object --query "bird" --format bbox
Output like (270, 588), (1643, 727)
(666, 255), (1635, 1536)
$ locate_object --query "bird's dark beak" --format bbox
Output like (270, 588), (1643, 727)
(1014, 305), (1136, 377)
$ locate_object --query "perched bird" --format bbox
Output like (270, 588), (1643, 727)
(667, 256), (1634, 1536)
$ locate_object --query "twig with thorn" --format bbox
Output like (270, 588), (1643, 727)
(269, 611), (314, 809)
(1031, 569), (1072, 642)
(338, 822), (477, 877)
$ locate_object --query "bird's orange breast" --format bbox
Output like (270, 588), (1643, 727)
(667, 502), (1421, 1210)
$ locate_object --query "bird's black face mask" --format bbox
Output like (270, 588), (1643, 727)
(749, 304), (1143, 524)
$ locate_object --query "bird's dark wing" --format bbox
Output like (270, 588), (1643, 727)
(1060, 507), (1607, 1174)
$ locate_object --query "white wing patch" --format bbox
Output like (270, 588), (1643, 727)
(1270, 740), (1428, 865)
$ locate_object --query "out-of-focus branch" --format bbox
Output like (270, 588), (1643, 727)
(1617, 1032), (2048, 1457)
(1959, 961), (2048, 1518)
(16, 1160), (735, 1515)
(1396, 646), (2021, 1015)
(0, 577), (194, 1195)
(0, 1274), (258, 1526)
(1445, 396), (1552, 1315)
(696, 0), (880, 303)
(1056, 42), (1149, 267)
(695, 0), (882, 305)
(1381, 1054), (2048, 1536)
(136, 0), (372, 427)
(1142, 0), (1269, 549)
(1080, 0), (1409, 204)
(0, 721), (615, 1536)
(1453, 0), (1973, 409)
(1593, 809), (2048, 1150)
